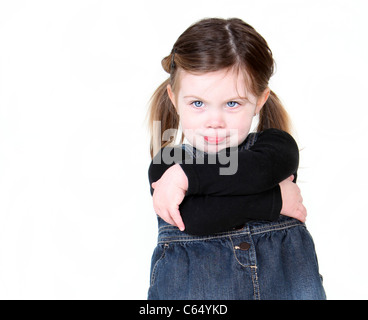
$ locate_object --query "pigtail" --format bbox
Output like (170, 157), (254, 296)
(148, 78), (180, 159)
(257, 90), (292, 134)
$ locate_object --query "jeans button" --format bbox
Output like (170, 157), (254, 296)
(238, 242), (250, 250)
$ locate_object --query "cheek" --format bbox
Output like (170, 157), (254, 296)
(227, 116), (253, 145)
(178, 109), (201, 130)
(228, 116), (252, 133)
(179, 116), (191, 131)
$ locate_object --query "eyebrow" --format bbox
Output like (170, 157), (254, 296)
(183, 95), (250, 102)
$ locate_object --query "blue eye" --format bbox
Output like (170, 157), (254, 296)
(192, 101), (204, 108)
(227, 101), (239, 108)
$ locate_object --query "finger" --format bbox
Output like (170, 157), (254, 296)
(299, 194), (304, 203)
(161, 209), (177, 226)
(298, 205), (307, 221)
(301, 204), (307, 218)
(295, 209), (306, 223)
(170, 207), (185, 231)
(298, 202), (306, 215)
(153, 204), (176, 226)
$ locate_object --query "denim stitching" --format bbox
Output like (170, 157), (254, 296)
(251, 266), (260, 300)
(229, 236), (250, 268)
(158, 230), (251, 244)
(251, 221), (304, 235)
(158, 221), (304, 244)
(229, 235), (260, 300)
(247, 229), (261, 300)
(150, 243), (169, 287)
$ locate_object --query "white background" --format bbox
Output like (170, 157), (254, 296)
(0, 0), (367, 299)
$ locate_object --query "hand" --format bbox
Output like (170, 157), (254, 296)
(279, 175), (307, 223)
(151, 164), (188, 231)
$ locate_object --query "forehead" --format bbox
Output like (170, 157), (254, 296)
(177, 68), (252, 100)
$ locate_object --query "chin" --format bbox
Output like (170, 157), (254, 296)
(205, 145), (226, 154)
(187, 134), (242, 153)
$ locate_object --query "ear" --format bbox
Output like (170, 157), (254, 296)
(255, 87), (270, 114)
(167, 84), (177, 110)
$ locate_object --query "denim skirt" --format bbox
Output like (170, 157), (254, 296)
(147, 215), (326, 300)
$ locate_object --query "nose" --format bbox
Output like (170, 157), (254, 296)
(205, 109), (225, 129)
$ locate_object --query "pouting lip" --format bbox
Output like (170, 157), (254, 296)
(204, 136), (227, 144)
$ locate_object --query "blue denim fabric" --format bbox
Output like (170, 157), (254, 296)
(147, 216), (326, 300)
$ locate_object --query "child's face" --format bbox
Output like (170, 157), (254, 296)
(168, 68), (269, 153)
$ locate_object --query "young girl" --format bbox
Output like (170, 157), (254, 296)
(147, 18), (326, 300)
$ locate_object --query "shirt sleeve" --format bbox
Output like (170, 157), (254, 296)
(179, 128), (299, 196)
(180, 186), (282, 236)
(148, 141), (284, 232)
(147, 128), (298, 233)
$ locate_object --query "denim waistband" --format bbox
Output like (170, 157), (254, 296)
(157, 216), (305, 244)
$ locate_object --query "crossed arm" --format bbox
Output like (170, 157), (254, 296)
(148, 129), (306, 235)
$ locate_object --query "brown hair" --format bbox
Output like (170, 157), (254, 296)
(147, 18), (291, 158)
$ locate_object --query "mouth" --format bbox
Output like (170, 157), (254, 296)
(204, 136), (226, 144)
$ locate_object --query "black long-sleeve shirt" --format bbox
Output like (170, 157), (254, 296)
(148, 128), (299, 236)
